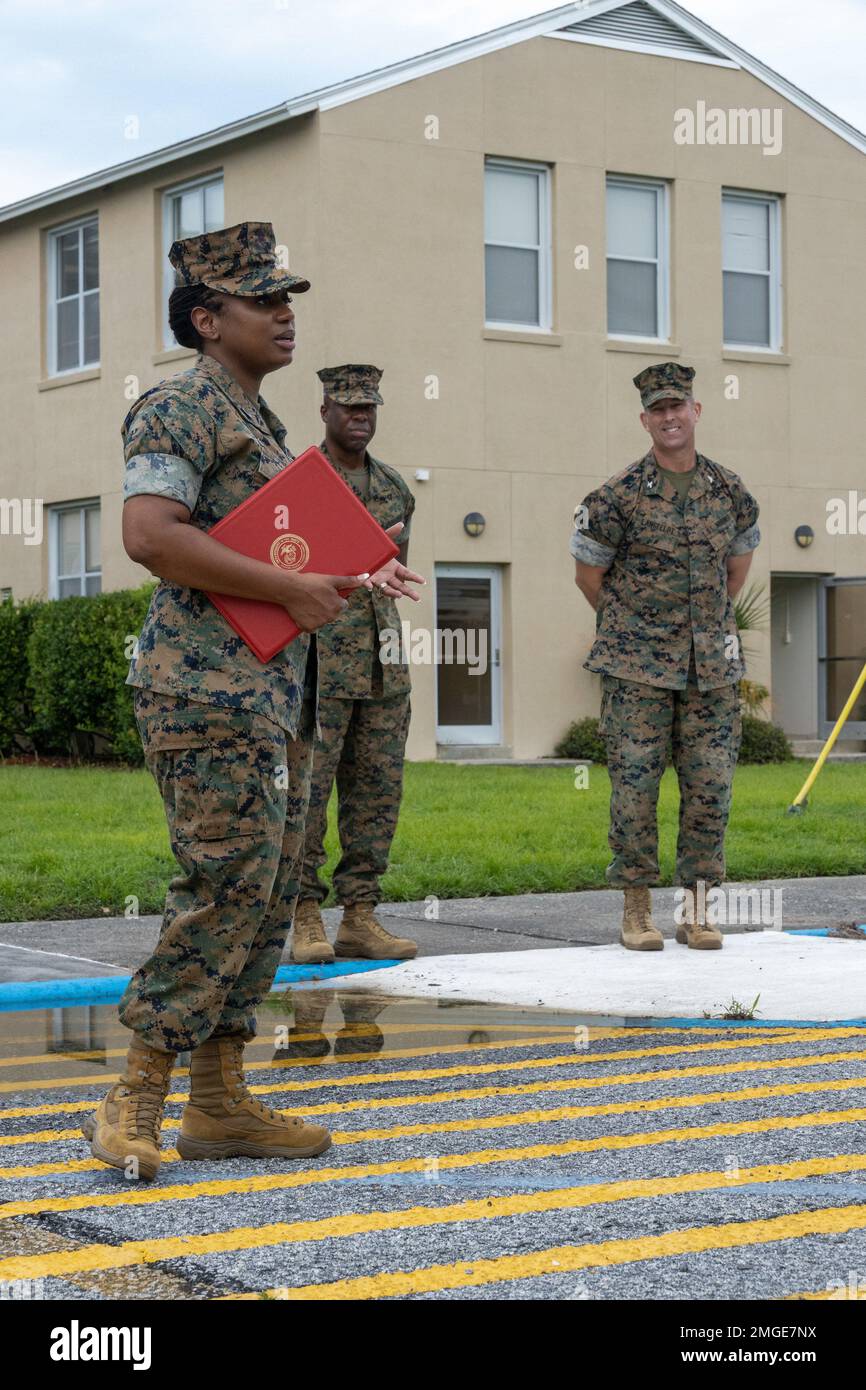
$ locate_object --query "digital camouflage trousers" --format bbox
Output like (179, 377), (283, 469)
(299, 692), (410, 906)
(600, 660), (741, 889)
(119, 690), (314, 1052)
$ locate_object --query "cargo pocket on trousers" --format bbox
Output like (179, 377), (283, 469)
(166, 741), (275, 843)
(598, 677), (617, 738)
(727, 685), (743, 762)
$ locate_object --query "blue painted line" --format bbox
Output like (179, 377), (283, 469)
(785, 925), (866, 937)
(0, 959), (400, 1013)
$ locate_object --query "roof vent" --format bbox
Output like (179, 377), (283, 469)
(560, 1), (723, 60)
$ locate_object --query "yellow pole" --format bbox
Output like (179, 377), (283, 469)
(788, 659), (866, 813)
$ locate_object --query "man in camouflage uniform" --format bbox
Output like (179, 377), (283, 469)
(571, 363), (760, 952)
(291, 365), (418, 964)
(83, 225), (420, 1181)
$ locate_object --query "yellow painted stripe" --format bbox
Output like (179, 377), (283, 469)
(785, 1287), (866, 1301)
(4, 1026), (859, 1100)
(3, 1153), (865, 1283)
(4, 1043), (865, 1123)
(6, 1072), (866, 1161)
(329, 1079), (866, 1145)
(2, 1105), (864, 1212)
(0, 1033), (592, 1094)
(228, 1204), (866, 1300)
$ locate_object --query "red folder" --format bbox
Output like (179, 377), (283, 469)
(205, 445), (398, 663)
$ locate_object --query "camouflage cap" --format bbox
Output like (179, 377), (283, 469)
(633, 362), (696, 409)
(168, 221), (310, 297)
(317, 364), (384, 406)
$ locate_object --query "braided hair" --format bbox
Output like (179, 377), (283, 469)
(168, 283), (226, 351)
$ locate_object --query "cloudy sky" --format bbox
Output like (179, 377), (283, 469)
(2, 0), (864, 207)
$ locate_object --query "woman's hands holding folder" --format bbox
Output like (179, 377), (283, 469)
(359, 522), (425, 601)
(279, 571), (371, 631)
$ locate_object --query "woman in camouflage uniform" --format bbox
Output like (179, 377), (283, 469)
(84, 222), (421, 1181)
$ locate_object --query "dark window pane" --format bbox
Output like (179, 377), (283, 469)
(436, 577), (492, 727)
(83, 223), (99, 290)
(826, 585), (866, 721)
(176, 189), (203, 240)
(83, 292), (99, 364)
(485, 245), (539, 325)
(57, 230), (79, 298)
(85, 574), (102, 597)
(723, 271), (770, 346)
(58, 509), (81, 576)
(204, 180), (224, 230)
(56, 299), (80, 371)
(85, 507), (100, 573)
(58, 577), (81, 598)
(607, 259), (658, 337)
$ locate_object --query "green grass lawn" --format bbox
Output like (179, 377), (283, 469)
(0, 761), (864, 922)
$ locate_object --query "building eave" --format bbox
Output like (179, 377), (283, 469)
(0, 99), (317, 226)
(0, 0), (863, 227)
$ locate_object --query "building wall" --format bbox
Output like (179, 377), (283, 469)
(1, 35), (865, 759)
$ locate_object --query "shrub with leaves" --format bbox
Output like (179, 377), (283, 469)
(554, 717), (608, 764)
(0, 597), (41, 754)
(26, 584), (153, 761)
(738, 715), (793, 764)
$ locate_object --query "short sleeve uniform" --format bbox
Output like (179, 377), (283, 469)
(122, 353), (310, 736)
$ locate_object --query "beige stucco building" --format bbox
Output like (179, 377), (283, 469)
(1, 0), (865, 759)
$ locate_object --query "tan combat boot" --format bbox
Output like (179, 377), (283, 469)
(177, 1036), (331, 1161)
(290, 898), (335, 964)
(620, 886), (664, 951)
(675, 886), (723, 950)
(82, 1038), (176, 1181)
(334, 903), (418, 960)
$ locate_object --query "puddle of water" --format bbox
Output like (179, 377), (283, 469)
(0, 994), (652, 1082)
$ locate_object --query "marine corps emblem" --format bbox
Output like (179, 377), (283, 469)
(269, 533), (310, 571)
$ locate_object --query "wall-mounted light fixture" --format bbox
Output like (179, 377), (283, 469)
(463, 512), (486, 538)
(794, 525), (814, 549)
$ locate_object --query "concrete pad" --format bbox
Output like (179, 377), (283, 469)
(332, 932), (866, 1022)
(0, 942), (127, 984)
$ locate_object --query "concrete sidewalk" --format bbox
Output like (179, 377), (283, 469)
(1, 874), (864, 986)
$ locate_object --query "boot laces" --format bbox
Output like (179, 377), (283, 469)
(224, 1045), (300, 1127)
(123, 1062), (170, 1139)
(297, 917), (328, 945)
(353, 912), (395, 942)
(127, 1091), (165, 1139)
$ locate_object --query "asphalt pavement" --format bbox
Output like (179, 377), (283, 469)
(1, 996), (865, 1301)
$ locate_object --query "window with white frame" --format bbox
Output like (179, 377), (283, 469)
(49, 502), (101, 599)
(606, 177), (669, 340)
(162, 174), (225, 346)
(722, 191), (781, 350)
(484, 160), (551, 330)
(47, 218), (99, 374)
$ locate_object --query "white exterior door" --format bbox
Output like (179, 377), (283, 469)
(435, 564), (502, 745)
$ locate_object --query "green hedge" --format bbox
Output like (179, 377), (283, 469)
(739, 715), (793, 764)
(555, 717), (609, 765)
(0, 584), (153, 763)
(0, 598), (39, 754)
(556, 712), (794, 765)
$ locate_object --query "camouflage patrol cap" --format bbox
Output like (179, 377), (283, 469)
(317, 364), (384, 406)
(633, 361), (696, 409)
(168, 221), (310, 297)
